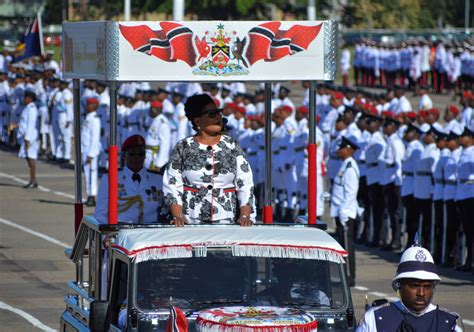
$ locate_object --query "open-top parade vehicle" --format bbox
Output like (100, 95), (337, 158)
(62, 217), (355, 331)
(58, 19), (353, 331)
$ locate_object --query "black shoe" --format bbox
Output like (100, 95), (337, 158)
(85, 196), (96, 207)
(23, 182), (38, 189)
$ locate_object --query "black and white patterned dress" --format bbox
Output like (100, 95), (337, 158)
(163, 135), (255, 223)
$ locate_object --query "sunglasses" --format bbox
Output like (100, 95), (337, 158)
(127, 149), (146, 157)
(201, 108), (223, 118)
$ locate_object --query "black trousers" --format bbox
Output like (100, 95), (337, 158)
(382, 183), (402, 246)
(433, 200), (444, 262)
(368, 183), (385, 245)
(336, 217), (356, 285)
(357, 176), (371, 241)
(445, 200), (462, 263)
(403, 195), (418, 246)
(459, 198), (474, 266)
(414, 198), (432, 250)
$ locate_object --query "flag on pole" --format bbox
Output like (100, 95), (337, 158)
(166, 304), (188, 332)
(15, 12), (44, 62)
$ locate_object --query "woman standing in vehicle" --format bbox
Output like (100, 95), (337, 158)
(163, 94), (255, 226)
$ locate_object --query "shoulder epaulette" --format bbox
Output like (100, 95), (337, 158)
(347, 161), (353, 168)
(438, 307), (460, 318)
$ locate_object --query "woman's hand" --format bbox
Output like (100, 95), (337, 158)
(170, 214), (188, 227)
(237, 215), (253, 226)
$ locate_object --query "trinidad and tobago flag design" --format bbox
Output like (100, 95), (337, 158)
(119, 22), (321, 68)
(245, 22), (322, 65)
(119, 22), (197, 67)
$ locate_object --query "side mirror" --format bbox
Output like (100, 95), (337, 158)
(89, 300), (109, 332)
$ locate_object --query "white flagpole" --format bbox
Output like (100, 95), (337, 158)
(37, 11), (45, 56)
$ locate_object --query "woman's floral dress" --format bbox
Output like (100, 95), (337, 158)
(163, 135), (255, 223)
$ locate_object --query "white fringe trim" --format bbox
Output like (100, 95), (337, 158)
(231, 245), (345, 264)
(133, 246), (193, 263)
(131, 245), (344, 264)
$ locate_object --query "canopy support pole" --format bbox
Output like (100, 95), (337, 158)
(73, 79), (83, 234)
(263, 83), (273, 224)
(307, 81), (317, 225)
(108, 81), (118, 225)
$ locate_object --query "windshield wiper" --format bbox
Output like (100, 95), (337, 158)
(282, 301), (327, 308)
(186, 299), (246, 316)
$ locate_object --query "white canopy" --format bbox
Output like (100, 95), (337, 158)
(112, 226), (347, 264)
(62, 20), (338, 82)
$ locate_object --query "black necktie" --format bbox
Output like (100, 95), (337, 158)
(132, 173), (141, 183)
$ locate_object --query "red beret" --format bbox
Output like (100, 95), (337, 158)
(382, 111), (394, 118)
(279, 105), (293, 113)
(297, 106), (309, 114)
(332, 91), (344, 100)
(150, 100), (163, 108)
(86, 97), (99, 105)
(429, 108), (440, 115)
(406, 111), (417, 119)
(419, 110), (428, 118)
(236, 106), (246, 114)
(447, 105), (460, 115)
(462, 91), (472, 99)
(121, 135), (145, 152)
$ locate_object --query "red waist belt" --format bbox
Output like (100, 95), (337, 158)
(183, 185), (236, 193)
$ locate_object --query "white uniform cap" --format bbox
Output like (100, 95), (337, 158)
(392, 245), (440, 290)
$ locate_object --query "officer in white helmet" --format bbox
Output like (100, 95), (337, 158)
(357, 240), (463, 331)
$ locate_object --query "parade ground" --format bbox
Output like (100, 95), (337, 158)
(0, 87), (473, 331)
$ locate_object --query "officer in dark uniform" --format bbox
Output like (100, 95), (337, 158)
(357, 242), (463, 331)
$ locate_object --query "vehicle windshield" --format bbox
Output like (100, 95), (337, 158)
(135, 250), (347, 312)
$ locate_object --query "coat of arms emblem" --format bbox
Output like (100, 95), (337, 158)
(193, 23), (249, 76)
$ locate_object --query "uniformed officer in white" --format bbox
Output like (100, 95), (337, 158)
(455, 127), (474, 272)
(18, 90), (39, 188)
(81, 97), (102, 207)
(331, 136), (360, 287)
(0, 71), (11, 143)
(95, 134), (166, 224)
(413, 125), (440, 251)
(401, 124), (424, 249)
(144, 100), (171, 172)
(380, 117), (405, 251)
(357, 243), (463, 331)
(54, 79), (73, 162)
(365, 114), (387, 247)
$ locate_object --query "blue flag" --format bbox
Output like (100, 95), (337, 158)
(15, 13), (43, 62)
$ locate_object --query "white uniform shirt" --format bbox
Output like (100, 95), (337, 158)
(330, 156), (360, 223)
(401, 139), (424, 197)
(444, 119), (461, 134)
(95, 167), (165, 224)
(395, 95), (412, 114)
(380, 133), (405, 186)
(341, 48), (351, 74)
(418, 94), (433, 111)
(443, 147), (462, 201)
(414, 143), (440, 199)
(455, 145), (474, 201)
(81, 112), (101, 158)
(433, 148), (450, 201)
(17, 102), (38, 142)
(365, 131), (387, 185)
(145, 113), (171, 169)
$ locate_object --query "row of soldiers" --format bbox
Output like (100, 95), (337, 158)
(341, 37), (474, 93)
(2, 59), (473, 271)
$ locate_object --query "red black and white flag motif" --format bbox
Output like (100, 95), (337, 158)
(166, 305), (188, 332)
(245, 22), (322, 66)
(119, 22), (197, 67)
